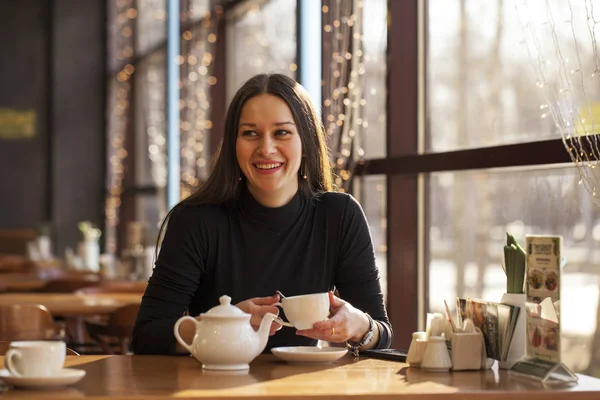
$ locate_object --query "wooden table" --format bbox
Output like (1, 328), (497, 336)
(1, 273), (48, 292)
(1, 354), (600, 399)
(0, 293), (142, 317)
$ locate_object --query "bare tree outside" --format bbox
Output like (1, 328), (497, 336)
(427, 0), (600, 375)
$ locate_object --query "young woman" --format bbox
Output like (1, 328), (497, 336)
(132, 73), (392, 355)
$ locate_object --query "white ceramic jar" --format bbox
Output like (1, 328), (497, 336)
(406, 331), (427, 367)
(421, 336), (452, 372)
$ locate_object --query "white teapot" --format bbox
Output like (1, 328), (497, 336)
(174, 295), (278, 370)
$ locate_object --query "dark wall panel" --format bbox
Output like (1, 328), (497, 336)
(52, 0), (106, 253)
(0, 0), (49, 229)
(0, 0), (106, 254)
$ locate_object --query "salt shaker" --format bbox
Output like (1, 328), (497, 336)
(421, 336), (452, 372)
(407, 331), (427, 367)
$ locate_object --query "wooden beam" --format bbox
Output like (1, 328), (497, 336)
(354, 137), (593, 176)
(386, 0), (419, 350)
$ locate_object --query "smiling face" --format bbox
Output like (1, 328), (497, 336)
(236, 94), (303, 207)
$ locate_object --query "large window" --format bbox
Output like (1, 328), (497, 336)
(225, 0), (297, 101)
(134, 49), (167, 245)
(352, 0), (388, 301)
(106, 0), (298, 256)
(358, 175), (387, 301)
(425, 0), (600, 375)
(352, 0), (600, 375)
(427, 165), (599, 371)
(427, 0), (600, 153)
(360, 0), (387, 159)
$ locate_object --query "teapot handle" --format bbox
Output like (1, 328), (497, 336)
(174, 315), (197, 353)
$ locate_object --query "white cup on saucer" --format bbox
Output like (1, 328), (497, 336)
(273, 292), (329, 330)
(5, 341), (66, 377)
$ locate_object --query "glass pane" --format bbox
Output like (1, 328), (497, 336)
(136, 0), (167, 57)
(135, 50), (167, 188)
(360, 0), (387, 159)
(355, 175), (388, 303)
(187, 0), (211, 22)
(426, 165), (600, 373)
(426, 0), (600, 152)
(107, 0), (136, 73)
(105, 77), (132, 254)
(179, 8), (219, 195)
(135, 193), (166, 248)
(225, 0), (297, 102)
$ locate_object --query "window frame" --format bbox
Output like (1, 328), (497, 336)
(109, 0), (233, 254)
(352, 0), (599, 349)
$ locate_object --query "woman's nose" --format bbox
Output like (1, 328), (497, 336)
(257, 136), (276, 155)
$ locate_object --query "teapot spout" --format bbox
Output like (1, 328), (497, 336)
(256, 312), (278, 354)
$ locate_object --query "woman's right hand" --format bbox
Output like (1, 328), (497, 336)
(236, 294), (282, 336)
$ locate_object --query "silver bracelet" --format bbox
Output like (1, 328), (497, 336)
(345, 313), (375, 357)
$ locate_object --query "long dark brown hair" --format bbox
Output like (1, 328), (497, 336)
(156, 73), (334, 250)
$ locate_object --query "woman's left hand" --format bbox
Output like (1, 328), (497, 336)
(295, 291), (370, 343)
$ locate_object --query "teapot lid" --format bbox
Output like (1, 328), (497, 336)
(201, 295), (249, 318)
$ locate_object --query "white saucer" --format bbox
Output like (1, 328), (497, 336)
(271, 346), (348, 364)
(0, 368), (86, 389)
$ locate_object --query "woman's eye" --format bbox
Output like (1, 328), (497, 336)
(275, 130), (291, 136)
(241, 130), (257, 137)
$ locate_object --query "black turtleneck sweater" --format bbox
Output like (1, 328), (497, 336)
(132, 188), (392, 355)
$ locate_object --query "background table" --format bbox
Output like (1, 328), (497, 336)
(1, 273), (49, 292)
(2, 354), (600, 399)
(0, 293), (142, 317)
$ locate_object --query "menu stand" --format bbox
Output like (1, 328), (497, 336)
(509, 357), (578, 385)
(509, 235), (577, 386)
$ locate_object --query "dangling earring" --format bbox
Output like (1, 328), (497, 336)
(239, 175), (243, 181)
(300, 159), (307, 180)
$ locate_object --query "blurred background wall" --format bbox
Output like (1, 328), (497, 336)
(0, 0), (106, 253)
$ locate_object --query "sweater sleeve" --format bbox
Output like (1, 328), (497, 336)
(333, 194), (393, 349)
(132, 205), (206, 355)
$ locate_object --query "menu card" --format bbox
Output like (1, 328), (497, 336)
(456, 298), (520, 361)
(525, 235), (561, 363)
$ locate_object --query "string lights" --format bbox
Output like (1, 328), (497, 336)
(322, 0), (367, 192)
(105, 0), (383, 253)
(105, 0), (136, 254)
(105, 0), (225, 251)
(516, 0), (600, 205)
(179, 1), (222, 199)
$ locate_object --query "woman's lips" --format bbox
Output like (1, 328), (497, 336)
(253, 162), (283, 175)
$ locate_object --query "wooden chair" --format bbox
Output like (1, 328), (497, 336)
(0, 229), (37, 256)
(35, 269), (101, 294)
(0, 254), (37, 274)
(70, 283), (145, 353)
(0, 304), (64, 341)
(0, 341), (79, 356)
(32, 273), (102, 345)
(36, 278), (100, 293)
(36, 269), (100, 281)
(75, 281), (147, 295)
(84, 304), (141, 354)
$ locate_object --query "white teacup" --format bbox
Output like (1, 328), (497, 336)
(274, 292), (329, 330)
(4, 341), (66, 377)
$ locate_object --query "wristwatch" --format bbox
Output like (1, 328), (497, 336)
(346, 313), (375, 357)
